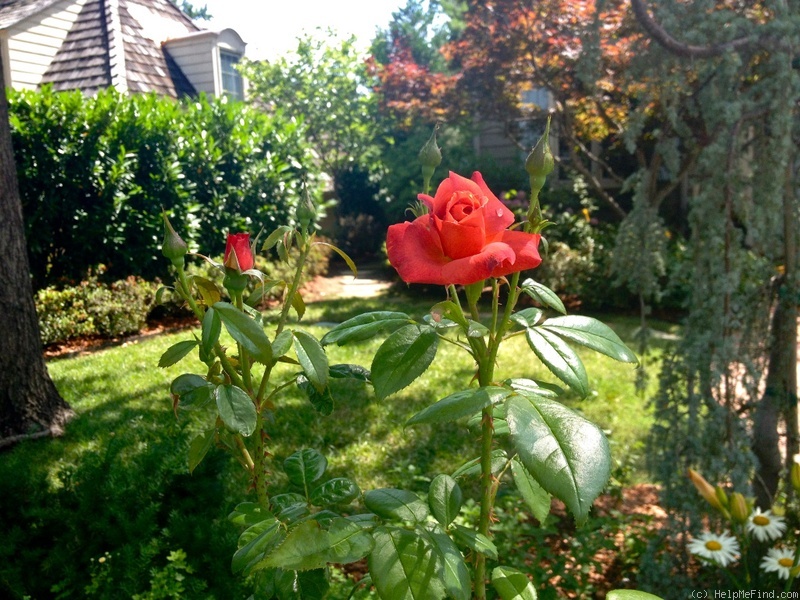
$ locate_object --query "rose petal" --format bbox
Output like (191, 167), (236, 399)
(387, 219), (451, 285)
(490, 231), (542, 278)
(435, 214), (486, 260)
(440, 241), (517, 285)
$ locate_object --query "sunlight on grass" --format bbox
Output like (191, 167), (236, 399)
(1, 292), (680, 598)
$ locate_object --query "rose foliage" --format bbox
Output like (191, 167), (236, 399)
(159, 126), (655, 600)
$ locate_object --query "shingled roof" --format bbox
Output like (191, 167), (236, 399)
(1, 0), (200, 97)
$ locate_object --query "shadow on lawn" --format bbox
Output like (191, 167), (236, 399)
(0, 378), (246, 599)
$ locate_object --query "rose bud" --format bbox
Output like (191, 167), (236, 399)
(161, 211), (188, 267)
(419, 124), (442, 194)
(224, 233), (255, 273)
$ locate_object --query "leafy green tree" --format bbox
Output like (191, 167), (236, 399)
(168, 0), (211, 20)
(242, 32), (381, 194)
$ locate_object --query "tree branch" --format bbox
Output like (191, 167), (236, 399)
(630, 0), (764, 59)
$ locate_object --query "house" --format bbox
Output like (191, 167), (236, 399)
(0, 0), (246, 99)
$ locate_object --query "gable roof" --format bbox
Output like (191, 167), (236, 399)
(0, 0), (65, 29)
(2, 0), (202, 97)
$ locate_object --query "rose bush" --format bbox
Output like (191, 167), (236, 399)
(386, 171), (542, 285)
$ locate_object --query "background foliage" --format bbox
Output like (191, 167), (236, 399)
(9, 88), (316, 289)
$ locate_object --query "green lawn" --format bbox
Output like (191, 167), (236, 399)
(0, 291), (679, 599)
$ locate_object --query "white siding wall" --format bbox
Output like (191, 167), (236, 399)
(165, 36), (216, 96)
(4, 0), (87, 89)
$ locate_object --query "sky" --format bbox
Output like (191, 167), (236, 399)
(200, 0), (407, 60)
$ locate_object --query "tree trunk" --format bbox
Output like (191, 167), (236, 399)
(0, 56), (73, 447)
(752, 294), (792, 508)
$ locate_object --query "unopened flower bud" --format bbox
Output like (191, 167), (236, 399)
(419, 124), (442, 194)
(730, 492), (749, 524)
(162, 211), (188, 267)
(791, 462), (800, 493)
(296, 190), (317, 231)
(715, 485), (730, 510)
(688, 468), (723, 511)
(525, 116), (554, 195)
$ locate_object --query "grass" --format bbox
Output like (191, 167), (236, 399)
(0, 290), (680, 599)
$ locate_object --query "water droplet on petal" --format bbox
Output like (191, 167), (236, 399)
(497, 209), (505, 217)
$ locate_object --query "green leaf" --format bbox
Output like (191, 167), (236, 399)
(293, 331), (328, 392)
(271, 493), (307, 514)
(228, 502), (274, 527)
(607, 592), (665, 600)
(261, 519), (373, 571)
(296, 375), (334, 416)
(364, 488), (429, 523)
(246, 279), (284, 307)
(214, 301), (273, 365)
(272, 330), (294, 358)
(425, 525), (471, 600)
(329, 363), (371, 381)
(274, 568), (329, 600)
(525, 327), (589, 397)
(320, 311), (411, 346)
(506, 392), (611, 526)
(232, 517), (282, 575)
(158, 340), (199, 368)
(262, 225), (293, 251)
(451, 525), (498, 560)
(452, 449), (507, 480)
(406, 386), (512, 426)
(170, 374), (213, 408)
(324, 517), (374, 564)
(193, 276), (222, 307)
(542, 315), (638, 364)
(510, 307), (544, 329)
(215, 384), (258, 436)
(188, 428), (215, 474)
(283, 448), (327, 488)
(314, 241), (358, 277)
(510, 458), (551, 524)
(368, 526), (447, 600)
(309, 477), (360, 507)
(201, 307), (221, 355)
(520, 278), (566, 314)
(491, 566), (538, 600)
(428, 474), (462, 527)
(504, 378), (562, 398)
(291, 291), (306, 321)
(466, 319), (489, 338)
(371, 324), (439, 400)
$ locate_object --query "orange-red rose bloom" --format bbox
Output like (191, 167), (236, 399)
(387, 171), (542, 285)
(224, 233), (254, 272)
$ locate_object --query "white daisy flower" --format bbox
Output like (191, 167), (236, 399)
(760, 547), (797, 580)
(688, 531), (740, 567)
(746, 507), (787, 542)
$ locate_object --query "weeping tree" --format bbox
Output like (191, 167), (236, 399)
(616, 0), (799, 591)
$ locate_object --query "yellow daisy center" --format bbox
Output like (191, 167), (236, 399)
(779, 558), (794, 568)
(705, 540), (723, 551)
(753, 515), (770, 526)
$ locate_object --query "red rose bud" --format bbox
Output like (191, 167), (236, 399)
(387, 171), (542, 286)
(161, 211), (188, 267)
(224, 233), (255, 273)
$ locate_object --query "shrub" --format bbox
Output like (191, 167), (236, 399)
(36, 276), (156, 345)
(9, 88), (318, 289)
